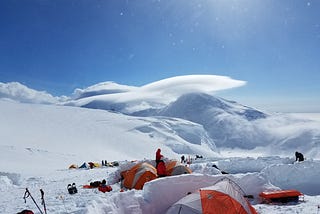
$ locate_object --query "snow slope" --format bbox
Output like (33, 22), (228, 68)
(0, 99), (219, 175)
(66, 80), (320, 157)
(1, 76), (320, 213)
(2, 77), (320, 157)
(1, 99), (320, 213)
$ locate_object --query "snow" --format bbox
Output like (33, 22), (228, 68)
(1, 76), (320, 213)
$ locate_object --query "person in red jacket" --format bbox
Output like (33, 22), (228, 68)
(156, 159), (167, 177)
(155, 148), (163, 168)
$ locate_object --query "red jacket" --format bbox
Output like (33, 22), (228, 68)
(156, 149), (163, 161)
(157, 161), (167, 176)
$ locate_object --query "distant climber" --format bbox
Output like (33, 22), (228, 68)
(181, 155), (185, 163)
(155, 148), (163, 168)
(295, 151), (304, 162)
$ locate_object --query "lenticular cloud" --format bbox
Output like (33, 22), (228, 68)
(0, 75), (246, 106)
(81, 75), (246, 104)
(139, 75), (246, 99)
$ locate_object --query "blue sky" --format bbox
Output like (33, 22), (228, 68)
(1, 0), (319, 112)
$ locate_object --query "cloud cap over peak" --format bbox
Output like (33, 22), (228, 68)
(140, 75), (246, 99)
(68, 75), (246, 113)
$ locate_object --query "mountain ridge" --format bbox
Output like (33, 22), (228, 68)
(1, 80), (320, 157)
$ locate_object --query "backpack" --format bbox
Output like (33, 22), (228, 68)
(67, 183), (78, 194)
(98, 185), (113, 193)
(90, 181), (101, 188)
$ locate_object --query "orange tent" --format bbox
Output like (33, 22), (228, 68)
(166, 178), (257, 214)
(121, 162), (157, 190)
(68, 164), (78, 169)
(166, 160), (192, 176)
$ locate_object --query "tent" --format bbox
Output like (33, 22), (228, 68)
(68, 164), (78, 169)
(166, 160), (192, 176)
(166, 178), (257, 214)
(88, 162), (101, 168)
(121, 162), (157, 190)
(79, 162), (89, 169)
(92, 162), (101, 168)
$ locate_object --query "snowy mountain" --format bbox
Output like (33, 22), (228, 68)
(1, 77), (320, 213)
(150, 93), (268, 149)
(65, 81), (320, 156)
(1, 77), (320, 157)
(0, 99), (219, 175)
(64, 75), (246, 114)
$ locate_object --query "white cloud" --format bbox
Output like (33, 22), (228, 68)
(0, 82), (62, 104)
(1, 75), (246, 107)
(139, 75), (246, 101)
(67, 75), (246, 113)
(81, 75), (245, 102)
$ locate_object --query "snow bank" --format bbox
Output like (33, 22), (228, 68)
(261, 160), (320, 195)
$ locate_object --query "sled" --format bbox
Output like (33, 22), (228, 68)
(259, 189), (303, 203)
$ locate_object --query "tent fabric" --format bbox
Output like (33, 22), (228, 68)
(200, 190), (248, 214)
(122, 162), (157, 190)
(88, 162), (101, 168)
(166, 160), (192, 176)
(166, 178), (257, 214)
(68, 164), (78, 169)
(200, 179), (255, 214)
(79, 162), (89, 169)
(93, 162), (101, 167)
(170, 193), (202, 214)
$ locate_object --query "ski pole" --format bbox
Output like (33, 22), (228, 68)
(40, 189), (47, 214)
(24, 188), (44, 214)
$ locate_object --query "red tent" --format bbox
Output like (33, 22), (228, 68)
(166, 178), (257, 214)
(166, 160), (192, 176)
(121, 162), (157, 190)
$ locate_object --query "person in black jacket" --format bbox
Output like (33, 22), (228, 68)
(295, 151), (304, 162)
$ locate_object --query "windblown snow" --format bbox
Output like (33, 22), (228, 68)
(1, 75), (320, 213)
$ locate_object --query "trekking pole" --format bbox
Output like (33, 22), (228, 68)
(23, 188), (44, 214)
(40, 189), (47, 214)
